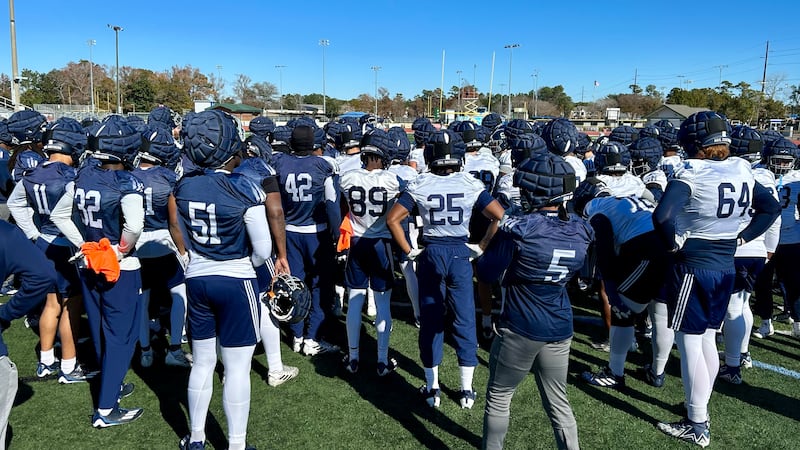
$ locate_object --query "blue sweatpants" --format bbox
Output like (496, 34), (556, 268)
(287, 231), (334, 341)
(80, 268), (142, 410)
(416, 243), (478, 367)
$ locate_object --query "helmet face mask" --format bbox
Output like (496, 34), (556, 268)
(769, 155), (795, 175)
(264, 274), (311, 324)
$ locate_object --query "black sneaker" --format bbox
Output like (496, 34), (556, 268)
(91, 407), (143, 428)
(581, 366), (625, 389)
(657, 418), (710, 447)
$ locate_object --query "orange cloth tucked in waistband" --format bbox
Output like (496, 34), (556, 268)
(337, 215), (352, 253)
(81, 238), (121, 283)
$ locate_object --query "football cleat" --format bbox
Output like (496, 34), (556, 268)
(717, 364), (742, 385)
(419, 386), (441, 408)
(36, 361), (60, 378)
(58, 364), (97, 384)
(590, 339), (610, 352)
(657, 418), (710, 448)
(292, 337), (304, 353)
(179, 435), (206, 450)
(581, 366), (625, 389)
(92, 407), (143, 428)
(459, 390), (477, 409)
(376, 358), (398, 377)
(342, 355), (359, 374)
(638, 364), (666, 388)
(740, 352), (752, 369)
(166, 349), (193, 368)
(752, 321), (774, 339)
(268, 365), (299, 387)
(120, 382), (135, 399)
(773, 312), (794, 324)
(302, 339), (339, 356)
(140, 348), (154, 368)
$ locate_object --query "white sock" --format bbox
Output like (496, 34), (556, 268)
(608, 326), (633, 377)
(139, 289), (151, 348)
(346, 288), (367, 361)
(400, 260), (419, 319)
(169, 284), (187, 346)
(676, 331), (712, 423)
(220, 345), (255, 449)
(424, 366), (439, 390)
(741, 292), (754, 353)
(366, 288), (376, 312)
(459, 366), (475, 392)
(259, 302), (282, 373)
(649, 301), (674, 375)
(61, 357), (76, 374)
(188, 338), (217, 443)
(374, 289), (392, 364)
(40, 348), (56, 366)
(724, 291), (746, 367)
(334, 285), (345, 309)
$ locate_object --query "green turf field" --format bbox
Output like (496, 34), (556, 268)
(2, 289), (798, 449)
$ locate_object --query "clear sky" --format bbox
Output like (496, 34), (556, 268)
(1, 0), (798, 102)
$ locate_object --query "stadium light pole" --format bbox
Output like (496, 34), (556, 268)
(319, 39), (329, 117)
(531, 70), (539, 117)
(275, 65), (286, 112)
(9, 0), (21, 110)
(107, 24), (123, 114)
(456, 69), (463, 112)
(504, 43), (519, 118)
(88, 39), (96, 115)
(371, 66), (381, 116)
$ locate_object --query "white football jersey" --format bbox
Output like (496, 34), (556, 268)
(584, 195), (655, 253)
(464, 151), (500, 193)
(495, 172), (520, 208)
(387, 164), (418, 184)
(737, 166), (780, 256)
(672, 157), (755, 243)
(564, 154), (587, 184)
(597, 173), (647, 198)
(409, 147), (427, 174)
(336, 153), (362, 175)
(641, 169), (668, 191)
(407, 172), (486, 240)
(776, 169), (800, 245)
(340, 169), (403, 239)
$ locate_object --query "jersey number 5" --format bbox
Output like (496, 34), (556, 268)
(544, 249), (576, 282)
(188, 201), (221, 245)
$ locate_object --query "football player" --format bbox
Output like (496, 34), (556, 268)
(272, 125), (341, 356)
(7, 118), (93, 383)
(542, 118), (588, 184)
(175, 110), (271, 450)
(0, 120), (13, 222)
(386, 129), (505, 409)
(653, 111), (780, 447)
(339, 129), (403, 375)
(477, 152), (592, 450)
(409, 118), (434, 174)
(5, 110), (47, 183)
(131, 127), (191, 369)
(629, 137), (668, 202)
(71, 115), (146, 427)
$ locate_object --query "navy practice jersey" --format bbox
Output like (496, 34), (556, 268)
(0, 149), (10, 202)
(234, 157), (279, 194)
(584, 195), (655, 252)
(775, 169), (800, 245)
(477, 212), (593, 341)
(11, 149), (45, 183)
(132, 166), (178, 232)
(73, 164), (145, 245)
(272, 153), (335, 228)
(19, 161), (76, 238)
(174, 171), (265, 261)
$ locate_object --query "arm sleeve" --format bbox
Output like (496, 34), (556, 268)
(763, 212), (781, 253)
(589, 214), (619, 281)
(652, 181), (691, 251)
(118, 193), (145, 255)
(475, 230), (515, 284)
(244, 204), (272, 267)
(324, 176), (341, 242)
(739, 181), (781, 243)
(6, 182), (39, 240)
(50, 182), (85, 248)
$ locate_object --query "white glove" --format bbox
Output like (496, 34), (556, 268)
(178, 252), (190, 271)
(111, 244), (125, 261)
(68, 251), (87, 269)
(465, 243), (484, 261)
(407, 248), (423, 261)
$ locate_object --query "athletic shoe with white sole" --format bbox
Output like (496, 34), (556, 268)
(376, 358), (398, 377)
(166, 349), (193, 367)
(582, 366), (625, 389)
(419, 386), (440, 408)
(92, 407), (143, 428)
(657, 418), (710, 447)
(58, 364), (97, 384)
(459, 390), (477, 409)
(179, 435), (206, 450)
(302, 339), (339, 356)
(292, 337), (303, 353)
(740, 352), (752, 369)
(140, 348), (154, 368)
(267, 365), (299, 387)
(752, 321), (774, 339)
(36, 361), (60, 378)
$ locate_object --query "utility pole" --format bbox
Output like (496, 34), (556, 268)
(88, 39), (96, 114)
(504, 44), (519, 117)
(756, 40), (770, 126)
(107, 24), (123, 114)
(532, 70), (538, 117)
(9, 0), (21, 110)
(275, 65), (286, 112)
(319, 39), (329, 117)
(456, 69), (463, 112)
(371, 66), (381, 116)
(714, 64), (728, 86)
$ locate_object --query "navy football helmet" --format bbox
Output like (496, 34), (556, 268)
(453, 121), (482, 149)
(148, 106), (176, 130)
(575, 132), (592, 156)
(572, 177), (612, 217)
(42, 117), (87, 163)
(729, 125), (763, 164)
(609, 125), (639, 145)
(678, 111), (731, 157)
(513, 152), (577, 211)
(760, 129), (784, 147)
(424, 129), (465, 170)
(243, 134), (273, 163)
(264, 273), (311, 324)
(413, 121), (435, 148)
(504, 119), (534, 141)
(125, 115), (148, 133)
(763, 138), (799, 175)
(387, 126), (411, 162)
(509, 133), (548, 168)
(594, 141), (631, 174)
(0, 119), (12, 145)
(638, 125), (660, 140)
(628, 137), (663, 177)
(270, 126), (293, 153)
(137, 126), (180, 168)
(183, 110), (243, 169)
(88, 115), (142, 166)
(7, 110), (47, 144)
(411, 117), (432, 131)
(360, 128), (393, 166)
(249, 116), (276, 139)
(481, 113), (503, 131)
(541, 118), (579, 156)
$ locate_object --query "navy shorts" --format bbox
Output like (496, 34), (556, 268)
(139, 253), (184, 291)
(733, 257), (766, 293)
(35, 239), (80, 297)
(666, 263), (735, 334)
(344, 237), (395, 291)
(186, 276), (260, 347)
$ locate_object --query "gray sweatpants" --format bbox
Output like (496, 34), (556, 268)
(0, 356), (18, 450)
(483, 328), (579, 450)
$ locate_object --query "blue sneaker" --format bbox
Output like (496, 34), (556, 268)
(376, 358), (398, 377)
(717, 364), (742, 385)
(638, 364), (666, 388)
(419, 385), (440, 408)
(92, 407), (143, 428)
(119, 382), (135, 399)
(657, 418), (710, 447)
(36, 361), (60, 378)
(342, 355), (359, 374)
(58, 364), (97, 384)
(179, 434), (206, 450)
(581, 366), (625, 389)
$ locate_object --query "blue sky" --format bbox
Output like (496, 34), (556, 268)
(1, 1), (798, 102)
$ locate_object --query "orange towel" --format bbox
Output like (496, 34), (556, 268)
(81, 238), (121, 283)
(337, 215), (352, 253)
